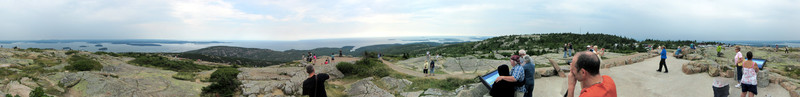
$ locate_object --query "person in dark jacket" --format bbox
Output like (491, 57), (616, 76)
(490, 65), (517, 97)
(302, 65), (329, 97)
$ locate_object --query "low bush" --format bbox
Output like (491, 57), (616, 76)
(127, 53), (211, 72)
(336, 56), (391, 77)
(202, 67), (241, 97)
(65, 50), (79, 55)
(29, 87), (52, 97)
(66, 55), (103, 71)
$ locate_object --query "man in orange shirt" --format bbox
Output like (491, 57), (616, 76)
(566, 51), (617, 97)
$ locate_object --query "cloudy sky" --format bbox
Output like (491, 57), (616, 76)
(0, 0), (798, 41)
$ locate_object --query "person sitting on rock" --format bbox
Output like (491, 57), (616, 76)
(302, 65), (330, 97)
(566, 51), (617, 97)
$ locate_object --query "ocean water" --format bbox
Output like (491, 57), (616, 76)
(0, 36), (491, 53)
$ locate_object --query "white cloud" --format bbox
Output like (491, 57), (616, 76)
(0, 0), (797, 40)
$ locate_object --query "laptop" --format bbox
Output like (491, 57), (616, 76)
(479, 70), (500, 90)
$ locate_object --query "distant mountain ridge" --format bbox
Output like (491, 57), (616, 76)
(182, 33), (709, 66)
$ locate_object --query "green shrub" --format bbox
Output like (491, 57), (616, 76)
(127, 53), (211, 72)
(336, 57), (390, 77)
(66, 55), (103, 71)
(172, 72), (197, 81)
(93, 51), (120, 57)
(202, 68), (241, 97)
(65, 50), (79, 55)
(5, 94), (12, 97)
(25, 48), (45, 52)
(29, 87), (52, 97)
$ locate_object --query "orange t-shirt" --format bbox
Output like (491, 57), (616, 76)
(580, 75), (617, 97)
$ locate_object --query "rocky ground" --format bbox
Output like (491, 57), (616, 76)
(0, 48), (206, 97)
(536, 53), (791, 97)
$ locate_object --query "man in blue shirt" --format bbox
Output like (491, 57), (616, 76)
(657, 46), (668, 73)
(496, 55), (525, 96)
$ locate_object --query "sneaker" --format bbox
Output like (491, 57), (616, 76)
(735, 84), (741, 88)
(664, 71), (668, 73)
(656, 70), (661, 72)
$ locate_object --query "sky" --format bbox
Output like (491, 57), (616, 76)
(0, 0), (798, 41)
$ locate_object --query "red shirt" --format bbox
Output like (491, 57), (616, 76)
(580, 75), (617, 97)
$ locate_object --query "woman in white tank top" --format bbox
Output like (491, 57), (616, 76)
(740, 51), (759, 97)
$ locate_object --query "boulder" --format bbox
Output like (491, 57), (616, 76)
(19, 77), (38, 88)
(682, 60), (716, 74)
(685, 54), (703, 60)
(59, 73), (82, 88)
(313, 64), (344, 79)
(707, 64), (720, 77)
(345, 77), (393, 97)
(782, 82), (799, 93)
(281, 77), (304, 95)
(4, 81), (31, 97)
(682, 64), (705, 74)
(535, 68), (556, 77)
(455, 83), (489, 97)
(757, 70), (770, 88)
(380, 77), (412, 93)
(724, 70), (735, 78)
(401, 91), (424, 97)
(422, 88), (456, 97)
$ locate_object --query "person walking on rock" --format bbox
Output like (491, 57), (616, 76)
(657, 46), (668, 73)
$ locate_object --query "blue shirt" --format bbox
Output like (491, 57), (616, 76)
(661, 49), (667, 59)
(511, 64), (525, 92)
(522, 62), (536, 92)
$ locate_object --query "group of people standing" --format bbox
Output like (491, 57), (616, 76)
(423, 51), (441, 76)
(303, 52), (337, 65)
(490, 49), (539, 97)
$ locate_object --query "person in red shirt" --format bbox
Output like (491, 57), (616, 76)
(566, 51), (617, 97)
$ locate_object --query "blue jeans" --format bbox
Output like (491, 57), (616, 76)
(568, 50), (572, 57)
(563, 50), (568, 58)
(524, 84), (533, 97)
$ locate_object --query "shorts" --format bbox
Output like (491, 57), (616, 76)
(423, 69), (428, 74)
(741, 84), (758, 95)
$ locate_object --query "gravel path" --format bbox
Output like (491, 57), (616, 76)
(533, 55), (790, 97)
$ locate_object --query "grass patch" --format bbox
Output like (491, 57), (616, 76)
(325, 83), (347, 97)
(34, 58), (60, 67)
(172, 72), (197, 81)
(124, 53), (211, 72)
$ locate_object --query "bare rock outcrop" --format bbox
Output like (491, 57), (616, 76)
(344, 77), (393, 97)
